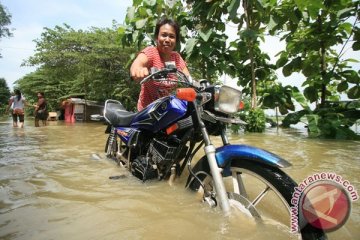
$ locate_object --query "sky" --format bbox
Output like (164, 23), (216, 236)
(0, 0), (133, 89)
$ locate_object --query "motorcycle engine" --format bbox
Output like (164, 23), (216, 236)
(131, 156), (158, 181)
(131, 138), (179, 181)
(148, 139), (178, 164)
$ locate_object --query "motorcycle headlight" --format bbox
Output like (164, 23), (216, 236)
(214, 85), (242, 114)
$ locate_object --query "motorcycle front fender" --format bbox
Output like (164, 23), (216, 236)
(215, 144), (291, 171)
(185, 144), (292, 188)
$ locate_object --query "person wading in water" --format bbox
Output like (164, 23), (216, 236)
(34, 92), (49, 127)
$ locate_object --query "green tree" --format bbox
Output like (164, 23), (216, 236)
(184, 0), (284, 132)
(0, 2), (12, 38)
(122, 0), (296, 132)
(183, 1), (231, 82)
(0, 2), (13, 57)
(272, 0), (360, 139)
(184, 1), (287, 107)
(21, 24), (139, 111)
(273, 0), (359, 103)
(14, 69), (61, 112)
(0, 77), (11, 112)
(121, 0), (360, 137)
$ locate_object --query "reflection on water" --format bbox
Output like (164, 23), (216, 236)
(0, 116), (359, 240)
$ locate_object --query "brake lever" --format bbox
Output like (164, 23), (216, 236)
(139, 68), (177, 84)
(139, 74), (153, 85)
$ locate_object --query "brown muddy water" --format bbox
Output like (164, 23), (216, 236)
(0, 116), (359, 240)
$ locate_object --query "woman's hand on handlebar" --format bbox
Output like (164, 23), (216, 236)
(130, 53), (150, 82)
(131, 67), (149, 82)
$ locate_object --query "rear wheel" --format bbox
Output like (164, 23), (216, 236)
(188, 158), (326, 240)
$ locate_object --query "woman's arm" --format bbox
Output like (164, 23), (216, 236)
(5, 98), (14, 113)
(23, 99), (31, 107)
(182, 65), (190, 76)
(130, 53), (149, 82)
(181, 65), (200, 86)
(34, 98), (46, 111)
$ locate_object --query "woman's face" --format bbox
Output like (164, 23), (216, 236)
(156, 24), (177, 55)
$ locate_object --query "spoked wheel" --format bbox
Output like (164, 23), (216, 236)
(187, 159), (326, 240)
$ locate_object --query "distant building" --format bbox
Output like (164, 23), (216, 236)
(61, 97), (103, 122)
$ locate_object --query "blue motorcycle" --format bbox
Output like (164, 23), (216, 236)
(103, 66), (325, 240)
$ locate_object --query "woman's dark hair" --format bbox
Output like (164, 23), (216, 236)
(14, 89), (21, 101)
(38, 92), (45, 97)
(154, 17), (180, 44)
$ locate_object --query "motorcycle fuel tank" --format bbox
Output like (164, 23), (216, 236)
(130, 96), (188, 132)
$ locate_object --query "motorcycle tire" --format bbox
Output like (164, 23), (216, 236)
(187, 158), (326, 240)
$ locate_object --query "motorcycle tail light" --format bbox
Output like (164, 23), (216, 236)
(215, 85), (242, 114)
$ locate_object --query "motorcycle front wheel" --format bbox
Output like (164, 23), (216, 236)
(187, 158), (326, 240)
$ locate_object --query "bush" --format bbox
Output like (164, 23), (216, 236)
(245, 108), (266, 133)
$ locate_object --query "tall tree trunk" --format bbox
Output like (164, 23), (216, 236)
(318, 14), (326, 107)
(243, 0), (257, 109)
(320, 45), (326, 107)
(250, 45), (257, 109)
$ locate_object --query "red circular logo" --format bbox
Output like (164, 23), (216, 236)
(300, 181), (351, 231)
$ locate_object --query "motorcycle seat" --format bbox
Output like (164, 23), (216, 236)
(104, 100), (137, 126)
(105, 108), (137, 126)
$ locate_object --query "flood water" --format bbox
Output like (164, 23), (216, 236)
(0, 116), (359, 240)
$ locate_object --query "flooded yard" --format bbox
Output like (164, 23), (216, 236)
(0, 116), (359, 240)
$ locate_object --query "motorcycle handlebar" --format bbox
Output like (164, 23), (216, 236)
(139, 68), (190, 86)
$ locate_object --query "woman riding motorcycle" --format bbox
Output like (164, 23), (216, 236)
(130, 17), (191, 111)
